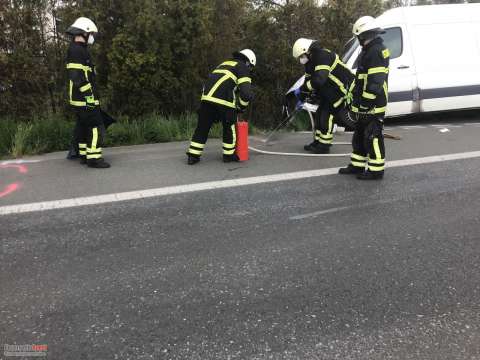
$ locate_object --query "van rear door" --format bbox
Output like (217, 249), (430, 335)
(380, 26), (417, 116)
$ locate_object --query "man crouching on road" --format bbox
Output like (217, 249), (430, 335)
(186, 49), (255, 165)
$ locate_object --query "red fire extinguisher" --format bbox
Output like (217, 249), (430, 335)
(235, 117), (249, 161)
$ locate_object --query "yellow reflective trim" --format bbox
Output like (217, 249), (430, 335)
(206, 74), (232, 98)
(358, 73), (367, 80)
(212, 69), (238, 82)
(66, 63), (92, 71)
(79, 150), (87, 156)
(231, 124), (237, 146)
(372, 106), (386, 114)
(201, 95), (236, 108)
(318, 138), (333, 145)
(368, 67), (389, 75)
(222, 142), (235, 149)
(91, 128), (99, 151)
(188, 149), (203, 155)
(351, 161), (366, 168)
(329, 74), (347, 95)
(86, 153), (102, 159)
(70, 100), (86, 106)
(373, 138), (382, 160)
(382, 49), (390, 59)
(315, 65), (331, 72)
(333, 97), (344, 108)
(79, 83), (92, 92)
(368, 164), (385, 171)
(69, 80), (73, 102)
(221, 61), (237, 67)
(384, 82), (389, 102)
(237, 77), (251, 85)
(306, 80), (313, 91)
(369, 158), (385, 165)
(239, 98), (249, 107)
(190, 141), (205, 149)
(223, 149), (235, 155)
(351, 153), (367, 161)
(328, 114), (333, 134)
(79, 143), (87, 148)
(362, 91), (376, 100)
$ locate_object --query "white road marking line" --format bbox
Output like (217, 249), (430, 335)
(290, 206), (353, 220)
(439, 128), (450, 133)
(2, 150), (480, 216)
(0, 159), (41, 165)
(463, 122), (480, 125)
(401, 126), (427, 129)
(430, 124), (462, 128)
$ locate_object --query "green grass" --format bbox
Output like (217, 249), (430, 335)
(0, 112), (259, 158)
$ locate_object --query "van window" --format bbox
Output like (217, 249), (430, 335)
(380, 27), (403, 59)
(342, 37), (359, 63)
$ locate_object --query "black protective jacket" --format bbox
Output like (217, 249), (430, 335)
(66, 41), (100, 108)
(201, 59), (253, 111)
(300, 41), (354, 110)
(350, 37), (390, 115)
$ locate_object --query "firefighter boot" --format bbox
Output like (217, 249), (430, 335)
(311, 143), (330, 154)
(87, 158), (111, 168)
(304, 140), (320, 152)
(187, 154), (200, 165)
(66, 144), (80, 160)
(223, 154), (240, 163)
(338, 164), (364, 175)
(356, 170), (384, 180)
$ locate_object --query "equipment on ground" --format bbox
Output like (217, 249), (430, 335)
(235, 120), (249, 161)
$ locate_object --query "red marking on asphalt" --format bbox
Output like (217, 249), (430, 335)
(0, 183), (20, 198)
(0, 164), (28, 198)
(0, 164), (28, 174)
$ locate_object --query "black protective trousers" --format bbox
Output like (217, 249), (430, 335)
(313, 104), (354, 146)
(349, 114), (386, 173)
(187, 101), (237, 157)
(73, 108), (106, 160)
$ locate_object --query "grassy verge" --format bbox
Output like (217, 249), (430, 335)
(0, 112), (263, 159)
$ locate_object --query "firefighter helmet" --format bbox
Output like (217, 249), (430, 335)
(292, 38), (314, 59)
(352, 16), (382, 36)
(238, 49), (256, 67)
(66, 17), (98, 35)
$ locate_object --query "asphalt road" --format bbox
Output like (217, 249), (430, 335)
(1, 113), (480, 359)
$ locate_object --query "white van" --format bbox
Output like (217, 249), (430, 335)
(343, 3), (480, 117)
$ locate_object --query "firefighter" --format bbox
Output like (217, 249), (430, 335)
(339, 16), (390, 180)
(65, 17), (110, 168)
(292, 38), (354, 154)
(186, 49), (255, 165)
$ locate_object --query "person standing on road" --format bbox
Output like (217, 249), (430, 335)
(186, 49), (255, 165)
(292, 38), (355, 154)
(339, 16), (390, 180)
(65, 17), (110, 168)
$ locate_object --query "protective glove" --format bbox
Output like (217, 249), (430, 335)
(85, 95), (96, 110)
(293, 87), (301, 99)
(295, 100), (304, 111)
(236, 106), (246, 114)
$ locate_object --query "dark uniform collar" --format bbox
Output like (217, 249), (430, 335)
(72, 40), (87, 47)
(362, 36), (383, 50)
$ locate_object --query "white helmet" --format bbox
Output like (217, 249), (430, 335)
(352, 16), (382, 36)
(238, 49), (256, 67)
(292, 38), (314, 59)
(66, 17), (98, 35)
